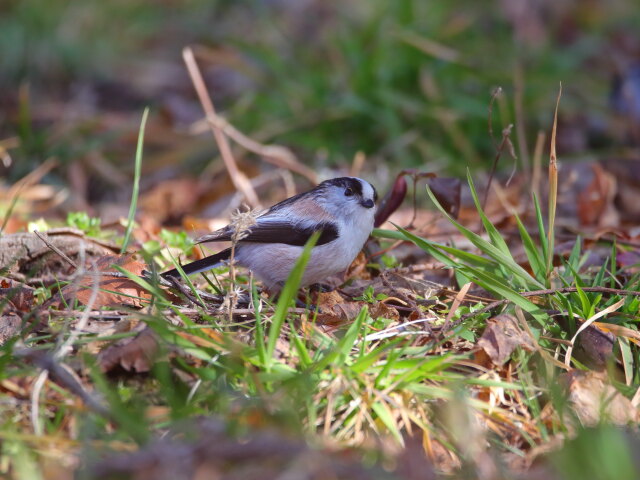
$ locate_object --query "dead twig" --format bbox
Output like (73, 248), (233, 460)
(183, 47), (260, 208)
(203, 114), (317, 184)
(34, 230), (78, 270)
(483, 87), (517, 209)
(30, 260), (104, 433)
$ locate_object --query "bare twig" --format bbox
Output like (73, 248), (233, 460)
(183, 47), (260, 208)
(483, 87), (517, 208)
(30, 370), (49, 436)
(203, 114), (317, 183)
(513, 64), (530, 175)
(55, 262), (100, 359)
(34, 230), (79, 270)
(30, 261), (103, 433)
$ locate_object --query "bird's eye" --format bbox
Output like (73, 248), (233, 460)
(344, 188), (354, 197)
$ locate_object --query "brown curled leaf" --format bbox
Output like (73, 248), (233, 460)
(476, 314), (536, 366)
(98, 325), (159, 373)
(374, 174), (408, 227)
(427, 177), (461, 219)
(57, 254), (152, 309)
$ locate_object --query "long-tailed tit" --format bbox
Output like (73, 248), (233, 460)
(161, 177), (378, 291)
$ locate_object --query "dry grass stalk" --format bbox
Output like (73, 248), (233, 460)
(224, 206), (259, 322)
(182, 47), (260, 208)
(546, 83), (561, 277)
(202, 114), (317, 184)
(531, 130), (546, 202)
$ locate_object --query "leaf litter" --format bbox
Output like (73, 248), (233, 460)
(4, 47), (640, 480)
(4, 152), (640, 477)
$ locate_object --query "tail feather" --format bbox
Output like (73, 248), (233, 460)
(161, 248), (232, 279)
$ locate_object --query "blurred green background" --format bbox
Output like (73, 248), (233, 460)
(1, 0), (639, 197)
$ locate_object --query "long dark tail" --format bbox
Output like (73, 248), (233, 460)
(161, 248), (232, 279)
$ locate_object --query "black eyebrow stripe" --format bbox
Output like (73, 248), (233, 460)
(322, 177), (363, 196)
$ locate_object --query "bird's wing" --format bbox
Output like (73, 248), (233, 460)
(194, 219), (338, 246)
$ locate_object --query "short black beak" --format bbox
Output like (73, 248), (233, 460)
(361, 199), (375, 209)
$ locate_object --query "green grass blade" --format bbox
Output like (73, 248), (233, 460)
(351, 338), (403, 373)
(251, 280), (267, 366)
(515, 214), (545, 281)
(121, 107), (149, 253)
(610, 241), (617, 289)
(265, 231), (320, 370)
(372, 228), (408, 242)
(287, 317), (313, 368)
(112, 264), (166, 300)
(457, 264), (548, 327)
(426, 186), (544, 289)
(394, 224), (496, 269)
(313, 306), (368, 372)
(532, 193), (550, 284)
(466, 170), (511, 256)
(371, 401), (404, 445)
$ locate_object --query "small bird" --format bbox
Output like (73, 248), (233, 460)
(161, 177), (378, 291)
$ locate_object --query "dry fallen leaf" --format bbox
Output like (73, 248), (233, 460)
(59, 254), (152, 309)
(139, 177), (200, 224)
(97, 325), (159, 373)
(316, 302), (367, 327)
(577, 163), (618, 227)
(0, 312), (22, 345)
(561, 370), (639, 426)
(476, 314), (536, 366)
(0, 278), (36, 312)
(428, 177), (461, 219)
(369, 301), (400, 322)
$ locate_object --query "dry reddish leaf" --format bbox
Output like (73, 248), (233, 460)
(314, 290), (345, 309)
(375, 173), (407, 227)
(315, 299), (399, 328)
(0, 278), (36, 312)
(600, 158), (640, 223)
(572, 323), (616, 370)
(617, 249), (640, 270)
(98, 325), (159, 373)
(577, 163), (618, 227)
(369, 301), (400, 322)
(561, 370), (639, 426)
(60, 254), (152, 309)
(427, 177), (461, 219)
(131, 215), (162, 245)
(0, 312), (22, 344)
(556, 315), (616, 370)
(316, 302), (367, 326)
(139, 177), (200, 224)
(476, 314), (536, 366)
(345, 251), (371, 282)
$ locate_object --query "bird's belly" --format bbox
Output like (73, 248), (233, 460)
(235, 241), (358, 290)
